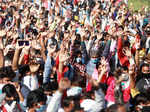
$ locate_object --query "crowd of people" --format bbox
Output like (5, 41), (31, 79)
(0, 0), (150, 112)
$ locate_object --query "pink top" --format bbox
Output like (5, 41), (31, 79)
(44, 1), (48, 9)
(105, 76), (130, 103)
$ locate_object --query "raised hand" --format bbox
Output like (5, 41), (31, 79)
(135, 39), (140, 49)
(101, 57), (107, 66)
(41, 32), (48, 37)
(122, 48), (132, 58)
(97, 33), (103, 40)
(48, 45), (56, 56)
(80, 30), (86, 41)
(71, 34), (76, 43)
(0, 29), (6, 37)
(29, 64), (40, 73)
(59, 78), (71, 92)
(59, 50), (70, 63)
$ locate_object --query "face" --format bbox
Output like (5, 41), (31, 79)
(64, 101), (74, 112)
(91, 56), (99, 64)
(145, 59), (150, 64)
(5, 60), (12, 66)
(142, 66), (150, 74)
(2, 77), (11, 84)
(117, 106), (127, 112)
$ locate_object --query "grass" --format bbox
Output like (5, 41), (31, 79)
(128, 0), (150, 12)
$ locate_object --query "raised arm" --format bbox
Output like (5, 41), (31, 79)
(12, 42), (23, 71)
(102, 39), (111, 58)
(79, 30), (89, 64)
(0, 49), (4, 68)
(39, 33), (47, 62)
(46, 78), (71, 112)
(43, 43), (56, 84)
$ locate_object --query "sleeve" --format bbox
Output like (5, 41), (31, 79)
(46, 91), (63, 112)
(81, 42), (88, 64)
(87, 40), (94, 54)
(102, 40), (111, 58)
(93, 88), (105, 112)
(70, 43), (76, 64)
(117, 37), (130, 67)
(43, 56), (54, 84)
(56, 56), (69, 83)
(24, 54), (29, 64)
(12, 69), (20, 82)
(146, 38), (150, 49)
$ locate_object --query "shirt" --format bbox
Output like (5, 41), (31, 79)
(23, 75), (39, 91)
(146, 37), (150, 49)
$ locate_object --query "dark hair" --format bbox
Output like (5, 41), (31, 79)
(34, 89), (47, 103)
(0, 66), (16, 80)
(113, 67), (123, 79)
(71, 104), (84, 112)
(82, 91), (94, 99)
(26, 89), (47, 108)
(0, 71), (8, 79)
(118, 25), (124, 31)
(134, 94), (148, 106)
(2, 84), (19, 102)
(140, 63), (149, 72)
(106, 103), (126, 112)
(26, 90), (39, 108)
(123, 40), (130, 48)
(62, 96), (74, 108)
(71, 74), (86, 88)
(42, 82), (58, 91)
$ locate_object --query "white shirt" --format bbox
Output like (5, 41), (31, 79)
(23, 75), (39, 91)
(146, 37), (150, 49)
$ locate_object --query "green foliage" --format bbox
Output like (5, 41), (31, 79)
(128, 0), (150, 12)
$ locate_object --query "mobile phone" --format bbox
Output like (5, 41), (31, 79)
(24, 41), (29, 46)
(18, 41), (24, 46)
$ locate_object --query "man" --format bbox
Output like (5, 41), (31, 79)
(106, 103), (127, 112)
(145, 25), (150, 54)
(136, 63), (150, 94)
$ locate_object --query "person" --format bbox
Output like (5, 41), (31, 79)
(1, 84), (24, 112)
(106, 103), (127, 112)
(136, 63), (150, 94)
(0, 0), (150, 112)
(26, 89), (47, 112)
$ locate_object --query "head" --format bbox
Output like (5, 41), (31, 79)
(145, 25), (150, 36)
(62, 96), (75, 112)
(90, 50), (100, 64)
(75, 50), (82, 63)
(114, 67), (129, 81)
(47, 37), (58, 52)
(2, 84), (19, 104)
(27, 89), (47, 112)
(106, 103), (127, 112)
(133, 94), (150, 112)
(0, 67), (16, 84)
(140, 63), (150, 74)
(144, 54), (150, 64)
